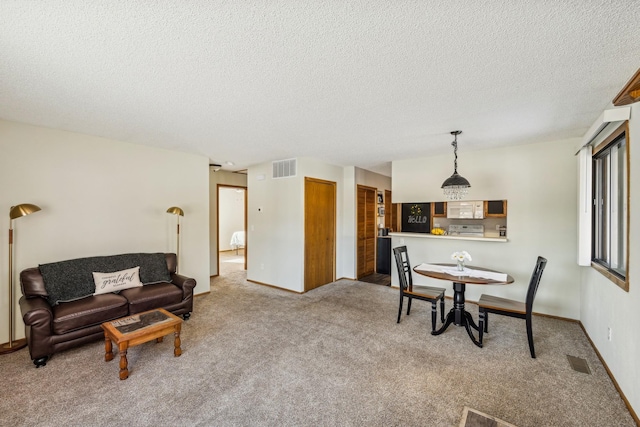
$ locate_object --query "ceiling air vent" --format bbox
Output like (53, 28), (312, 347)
(272, 158), (297, 179)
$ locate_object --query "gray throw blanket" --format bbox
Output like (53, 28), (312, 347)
(39, 253), (172, 306)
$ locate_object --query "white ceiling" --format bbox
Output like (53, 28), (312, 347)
(2, 1), (639, 176)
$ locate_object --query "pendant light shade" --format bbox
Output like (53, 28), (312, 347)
(441, 131), (471, 200)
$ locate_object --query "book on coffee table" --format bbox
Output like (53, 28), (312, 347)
(111, 310), (170, 334)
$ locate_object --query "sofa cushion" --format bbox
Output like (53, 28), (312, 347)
(53, 294), (129, 335)
(40, 253), (171, 306)
(93, 266), (142, 295)
(120, 283), (183, 314)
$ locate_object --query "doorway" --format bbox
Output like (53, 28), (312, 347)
(356, 184), (377, 279)
(217, 185), (247, 275)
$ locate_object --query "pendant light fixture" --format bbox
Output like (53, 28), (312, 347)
(441, 130), (471, 200)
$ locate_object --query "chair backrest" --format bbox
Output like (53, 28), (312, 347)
(393, 246), (412, 292)
(525, 256), (547, 313)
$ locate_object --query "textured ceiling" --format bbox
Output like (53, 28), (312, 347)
(1, 1), (639, 176)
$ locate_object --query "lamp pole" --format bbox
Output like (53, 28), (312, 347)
(166, 207), (184, 273)
(2, 203), (41, 355)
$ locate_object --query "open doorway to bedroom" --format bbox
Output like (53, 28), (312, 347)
(217, 185), (247, 275)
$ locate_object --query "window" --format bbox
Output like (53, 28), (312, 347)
(592, 122), (629, 290)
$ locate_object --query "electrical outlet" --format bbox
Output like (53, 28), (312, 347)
(260, 263), (264, 270)
(400, 238), (405, 244)
(434, 223), (440, 228)
(496, 224), (501, 230)
(607, 327), (612, 341)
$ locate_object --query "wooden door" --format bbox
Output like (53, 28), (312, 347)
(304, 177), (336, 291)
(357, 185), (377, 278)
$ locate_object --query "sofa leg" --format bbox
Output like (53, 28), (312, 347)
(182, 312), (191, 321)
(34, 356), (48, 368)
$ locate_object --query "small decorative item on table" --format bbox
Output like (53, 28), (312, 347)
(451, 250), (472, 271)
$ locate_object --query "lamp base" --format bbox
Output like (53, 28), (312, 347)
(0, 338), (27, 355)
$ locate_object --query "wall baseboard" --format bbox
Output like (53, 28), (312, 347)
(246, 279), (303, 294)
(578, 322), (639, 426)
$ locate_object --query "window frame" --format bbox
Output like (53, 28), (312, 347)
(591, 121), (630, 291)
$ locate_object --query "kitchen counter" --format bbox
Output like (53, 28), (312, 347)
(389, 232), (508, 242)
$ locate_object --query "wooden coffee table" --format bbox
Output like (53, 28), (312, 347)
(101, 308), (183, 380)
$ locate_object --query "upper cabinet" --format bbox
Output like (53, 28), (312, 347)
(484, 200), (507, 217)
(431, 201), (447, 217)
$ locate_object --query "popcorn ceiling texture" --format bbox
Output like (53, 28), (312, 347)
(1, 1), (639, 174)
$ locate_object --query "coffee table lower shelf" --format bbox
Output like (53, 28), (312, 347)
(101, 308), (183, 380)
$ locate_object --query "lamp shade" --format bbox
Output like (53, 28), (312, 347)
(441, 173), (471, 188)
(10, 204), (41, 220)
(166, 206), (184, 216)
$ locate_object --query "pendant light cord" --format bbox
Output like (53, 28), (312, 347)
(452, 134), (458, 174)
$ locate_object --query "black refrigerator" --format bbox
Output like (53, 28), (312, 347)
(376, 236), (391, 275)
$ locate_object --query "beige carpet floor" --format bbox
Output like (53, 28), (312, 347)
(219, 249), (245, 275)
(0, 270), (635, 426)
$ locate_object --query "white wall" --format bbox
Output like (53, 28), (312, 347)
(247, 158), (345, 292)
(0, 120), (210, 343)
(355, 167), (391, 191)
(392, 138), (581, 319)
(580, 103), (639, 415)
(340, 167), (357, 280)
(208, 170), (247, 275)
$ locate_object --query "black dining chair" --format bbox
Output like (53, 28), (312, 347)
(477, 256), (547, 358)
(393, 246), (446, 332)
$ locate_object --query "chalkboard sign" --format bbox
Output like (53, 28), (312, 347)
(401, 203), (430, 233)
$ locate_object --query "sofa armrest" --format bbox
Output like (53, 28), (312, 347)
(19, 296), (55, 361)
(171, 273), (197, 299)
(19, 296), (54, 328)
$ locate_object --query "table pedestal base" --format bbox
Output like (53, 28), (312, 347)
(431, 282), (482, 347)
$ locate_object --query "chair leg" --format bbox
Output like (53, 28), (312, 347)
(526, 316), (536, 358)
(397, 295), (403, 323)
(478, 310), (485, 346)
(407, 297), (412, 315)
(439, 296), (445, 323)
(431, 301), (437, 332)
(484, 312), (488, 332)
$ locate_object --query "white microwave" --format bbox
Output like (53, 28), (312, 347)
(446, 200), (484, 219)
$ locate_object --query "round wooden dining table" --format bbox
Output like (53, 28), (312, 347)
(413, 263), (514, 347)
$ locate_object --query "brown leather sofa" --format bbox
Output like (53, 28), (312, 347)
(19, 253), (196, 367)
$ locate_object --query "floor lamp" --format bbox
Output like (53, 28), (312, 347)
(2, 203), (41, 355)
(166, 207), (184, 273)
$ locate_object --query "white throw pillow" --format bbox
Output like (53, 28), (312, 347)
(93, 266), (143, 296)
